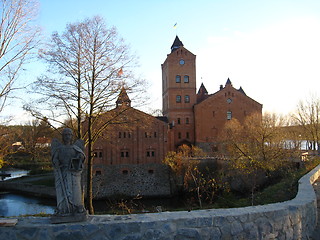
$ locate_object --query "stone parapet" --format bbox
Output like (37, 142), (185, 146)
(1, 164), (320, 240)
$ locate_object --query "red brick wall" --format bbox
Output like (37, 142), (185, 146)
(194, 83), (262, 144)
(91, 107), (168, 166)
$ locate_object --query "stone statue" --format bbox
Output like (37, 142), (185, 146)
(51, 128), (87, 223)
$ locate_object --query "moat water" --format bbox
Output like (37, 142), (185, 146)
(0, 192), (56, 217)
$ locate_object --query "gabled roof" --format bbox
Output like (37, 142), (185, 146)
(171, 35), (184, 52)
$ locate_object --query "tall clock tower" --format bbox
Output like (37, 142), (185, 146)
(161, 36), (196, 149)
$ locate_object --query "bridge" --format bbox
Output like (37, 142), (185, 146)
(0, 164), (320, 239)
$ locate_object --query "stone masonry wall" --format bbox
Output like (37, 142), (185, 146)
(92, 163), (172, 198)
(1, 164), (320, 240)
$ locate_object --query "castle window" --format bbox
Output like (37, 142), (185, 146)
(178, 132), (181, 139)
(145, 132), (148, 138)
(176, 95), (181, 103)
(95, 170), (102, 176)
(186, 117), (189, 124)
(184, 75), (189, 83)
(99, 152), (103, 158)
(148, 169), (154, 174)
(185, 95), (190, 103)
(227, 111), (232, 120)
(122, 169), (129, 174)
(119, 132), (121, 138)
(146, 150), (155, 157)
(154, 132), (157, 138)
(177, 118), (181, 124)
(176, 75), (181, 83)
(186, 132), (190, 139)
(121, 151), (129, 157)
(123, 132), (126, 138)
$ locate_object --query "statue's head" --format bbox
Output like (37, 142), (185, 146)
(62, 128), (73, 145)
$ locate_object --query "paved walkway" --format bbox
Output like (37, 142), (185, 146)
(312, 179), (320, 239)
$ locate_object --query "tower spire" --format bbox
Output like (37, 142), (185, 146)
(171, 35), (184, 52)
(116, 87), (131, 108)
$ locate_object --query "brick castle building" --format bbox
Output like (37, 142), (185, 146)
(162, 36), (262, 152)
(90, 36), (262, 197)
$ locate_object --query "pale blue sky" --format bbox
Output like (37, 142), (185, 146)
(6, 0), (320, 122)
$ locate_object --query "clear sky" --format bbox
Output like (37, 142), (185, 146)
(4, 0), (320, 122)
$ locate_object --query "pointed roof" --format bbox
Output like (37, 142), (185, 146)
(116, 87), (131, 107)
(197, 83), (209, 103)
(171, 35), (184, 52)
(238, 86), (246, 95)
(225, 78), (232, 86)
(197, 83), (208, 95)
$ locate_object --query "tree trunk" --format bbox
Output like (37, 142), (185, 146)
(86, 117), (94, 214)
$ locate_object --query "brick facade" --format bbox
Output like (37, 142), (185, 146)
(162, 36), (262, 152)
(92, 36), (262, 165)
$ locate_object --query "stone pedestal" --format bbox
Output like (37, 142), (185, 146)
(51, 212), (88, 224)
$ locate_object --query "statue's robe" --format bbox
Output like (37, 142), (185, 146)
(52, 143), (85, 215)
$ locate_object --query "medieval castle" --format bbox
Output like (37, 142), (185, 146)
(91, 36), (262, 198)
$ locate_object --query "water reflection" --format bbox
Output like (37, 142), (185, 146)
(0, 169), (30, 181)
(0, 192), (55, 217)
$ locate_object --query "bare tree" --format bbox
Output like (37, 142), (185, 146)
(25, 16), (146, 213)
(0, 0), (41, 112)
(292, 95), (320, 153)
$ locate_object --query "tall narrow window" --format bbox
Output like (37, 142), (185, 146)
(184, 75), (189, 83)
(186, 132), (190, 139)
(176, 95), (181, 103)
(186, 117), (189, 124)
(227, 111), (232, 120)
(177, 118), (181, 124)
(185, 95), (190, 103)
(178, 132), (181, 139)
(176, 75), (181, 83)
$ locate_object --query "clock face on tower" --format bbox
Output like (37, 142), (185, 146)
(179, 59), (185, 65)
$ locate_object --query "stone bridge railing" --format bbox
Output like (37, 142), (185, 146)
(1, 164), (320, 240)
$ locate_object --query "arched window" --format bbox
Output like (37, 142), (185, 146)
(176, 95), (181, 103)
(227, 111), (232, 120)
